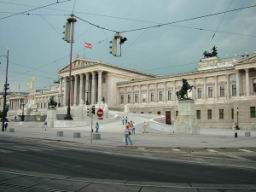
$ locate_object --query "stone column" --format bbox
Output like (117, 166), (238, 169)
(97, 71), (103, 103)
(146, 84), (149, 103)
(215, 76), (218, 98)
(204, 77), (207, 99)
(236, 70), (240, 96)
(63, 77), (67, 106)
(91, 72), (96, 104)
(73, 75), (78, 105)
(164, 82), (167, 103)
(85, 73), (89, 104)
(226, 74), (230, 98)
(192, 79), (196, 100)
(245, 68), (250, 96)
(59, 78), (63, 106)
(79, 74), (84, 105)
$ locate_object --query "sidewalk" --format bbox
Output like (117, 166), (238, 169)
(2, 121), (256, 148)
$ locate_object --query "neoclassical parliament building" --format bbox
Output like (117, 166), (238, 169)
(1, 54), (256, 129)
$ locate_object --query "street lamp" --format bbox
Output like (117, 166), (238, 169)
(20, 99), (25, 121)
(64, 14), (76, 120)
(0, 50), (9, 132)
(86, 91), (89, 105)
(236, 107), (239, 130)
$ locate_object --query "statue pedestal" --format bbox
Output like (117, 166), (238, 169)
(46, 109), (57, 128)
(174, 100), (199, 134)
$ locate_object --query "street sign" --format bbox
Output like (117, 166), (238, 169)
(97, 108), (104, 120)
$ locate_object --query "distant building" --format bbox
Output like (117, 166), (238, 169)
(2, 54), (256, 129)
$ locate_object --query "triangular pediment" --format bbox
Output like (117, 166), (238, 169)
(237, 54), (256, 65)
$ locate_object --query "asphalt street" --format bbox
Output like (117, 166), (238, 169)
(1, 136), (256, 185)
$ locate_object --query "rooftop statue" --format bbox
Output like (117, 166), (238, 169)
(176, 79), (193, 100)
(203, 46), (218, 58)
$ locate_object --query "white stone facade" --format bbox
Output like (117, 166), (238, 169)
(2, 55), (256, 129)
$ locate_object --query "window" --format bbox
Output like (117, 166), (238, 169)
(150, 92), (154, 102)
(219, 109), (224, 119)
(197, 88), (202, 99)
(196, 110), (201, 119)
(134, 93), (139, 103)
(231, 108), (234, 119)
(127, 94), (131, 103)
(208, 87), (213, 98)
(250, 107), (256, 118)
(207, 109), (212, 120)
(176, 111), (179, 116)
(231, 84), (236, 96)
(120, 95), (124, 104)
(158, 91), (163, 101)
(220, 86), (225, 97)
(253, 81), (256, 93)
(167, 90), (172, 101)
(141, 93), (146, 103)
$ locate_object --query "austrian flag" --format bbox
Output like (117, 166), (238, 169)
(84, 42), (92, 48)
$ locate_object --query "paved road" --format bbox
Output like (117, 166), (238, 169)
(1, 136), (256, 185)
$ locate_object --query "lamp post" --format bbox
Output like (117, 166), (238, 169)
(86, 91), (89, 105)
(236, 107), (239, 130)
(20, 99), (25, 121)
(0, 50), (9, 132)
(64, 14), (76, 120)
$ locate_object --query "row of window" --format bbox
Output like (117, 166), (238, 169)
(196, 107), (256, 120)
(120, 85), (235, 104)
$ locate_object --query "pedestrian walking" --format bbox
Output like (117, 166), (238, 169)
(125, 116), (128, 124)
(95, 121), (99, 133)
(124, 125), (133, 146)
(44, 121), (47, 131)
(4, 119), (8, 131)
(121, 116), (125, 125)
(131, 121), (135, 135)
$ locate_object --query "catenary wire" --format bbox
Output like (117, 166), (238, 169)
(0, 0), (72, 21)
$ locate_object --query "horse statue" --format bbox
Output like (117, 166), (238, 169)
(48, 96), (57, 109)
(176, 79), (193, 100)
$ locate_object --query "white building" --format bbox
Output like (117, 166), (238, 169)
(2, 54), (256, 129)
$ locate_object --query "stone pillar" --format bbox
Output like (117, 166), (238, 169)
(85, 73), (89, 104)
(204, 77), (207, 99)
(226, 74), (230, 98)
(97, 71), (103, 103)
(71, 76), (74, 106)
(245, 68), (250, 96)
(91, 72), (96, 104)
(73, 75), (78, 105)
(192, 79), (196, 100)
(236, 70), (240, 96)
(215, 76), (218, 98)
(79, 74), (84, 105)
(146, 84), (149, 103)
(59, 78), (63, 106)
(63, 77), (67, 106)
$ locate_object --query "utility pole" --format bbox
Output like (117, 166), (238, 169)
(63, 14), (76, 120)
(1, 50), (9, 132)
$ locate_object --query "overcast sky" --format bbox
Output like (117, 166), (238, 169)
(0, 0), (256, 92)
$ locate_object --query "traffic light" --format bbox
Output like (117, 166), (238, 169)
(87, 107), (91, 117)
(4, 83), (9, 90)
(120, 36), (127, 44)
(62, 21), (71, 43)
(91, 105), (95, 114)
(109, 32), (127, 57)
(109, 37), (117, 56)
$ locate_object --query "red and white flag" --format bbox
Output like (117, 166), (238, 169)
(84, 42), (92, 48)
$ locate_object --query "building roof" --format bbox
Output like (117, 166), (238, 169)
(58, 58), (155, 78)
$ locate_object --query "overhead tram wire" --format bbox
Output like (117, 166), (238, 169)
(75, 4), (256, 34)
(0, 0), (72, 21)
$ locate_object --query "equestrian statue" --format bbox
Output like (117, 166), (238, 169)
(176, 79), (193, 100)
